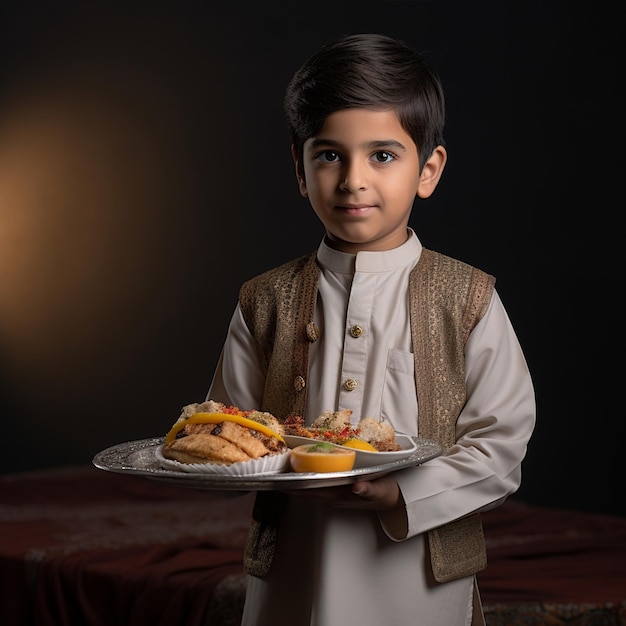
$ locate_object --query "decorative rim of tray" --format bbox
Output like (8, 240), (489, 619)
(92, 436), (442, 490)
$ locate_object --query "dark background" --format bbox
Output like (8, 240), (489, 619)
(0, 3), (623, 516)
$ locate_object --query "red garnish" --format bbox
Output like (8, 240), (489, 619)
(223, 405), (243, 415)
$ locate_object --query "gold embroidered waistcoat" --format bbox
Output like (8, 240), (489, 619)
(239, 247), (496, 583)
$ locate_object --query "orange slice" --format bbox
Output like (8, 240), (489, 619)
(289, 442), (356, 473)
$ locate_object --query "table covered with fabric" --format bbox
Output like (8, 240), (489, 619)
(1, 465), (625, 625)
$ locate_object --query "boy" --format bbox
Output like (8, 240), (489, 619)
(207, 33), (535, 626)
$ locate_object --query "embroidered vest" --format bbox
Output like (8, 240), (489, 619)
(239, 248), (496, 583)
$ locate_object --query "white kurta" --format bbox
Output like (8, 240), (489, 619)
(208, 230), (536, 626)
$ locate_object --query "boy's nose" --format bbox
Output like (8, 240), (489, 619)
(339, 163), (368, 192)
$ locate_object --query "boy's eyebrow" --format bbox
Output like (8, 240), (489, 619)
(308, 138), (408, 152)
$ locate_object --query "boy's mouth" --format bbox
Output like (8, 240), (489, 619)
(336, 203), (376, 216)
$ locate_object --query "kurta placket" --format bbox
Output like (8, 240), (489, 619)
(338, 266), (374, 414)
(312, 241), (418, 433)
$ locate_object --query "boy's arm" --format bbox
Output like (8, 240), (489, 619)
(386, 291), (536, 540)
(206, 305), (266, 411)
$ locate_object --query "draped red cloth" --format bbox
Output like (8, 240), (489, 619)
(0, 466), (253, 626)
(480, 498), (626, 605)
(1, 466), (625, 625)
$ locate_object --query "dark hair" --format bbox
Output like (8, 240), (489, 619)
(284, 33), (445, 171)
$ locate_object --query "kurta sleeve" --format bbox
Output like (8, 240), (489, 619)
(206, 305), (266, 411)
(384, 290), (536, 540)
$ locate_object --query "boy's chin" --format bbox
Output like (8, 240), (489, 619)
(324, 229), (410, 254)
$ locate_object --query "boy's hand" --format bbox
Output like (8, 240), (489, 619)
(351, 476), (402, 510)
(284, 474), (402, 512)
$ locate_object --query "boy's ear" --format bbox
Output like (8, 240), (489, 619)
(291, 145), (308, 197)
(417, 145), (447, 199)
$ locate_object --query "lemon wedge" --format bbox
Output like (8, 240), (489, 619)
(340, 438), (378, 452)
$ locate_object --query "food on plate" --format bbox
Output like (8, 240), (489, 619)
(289, 442), (356, 473)
(163, 400), (287, 465)
(284, 410), (401, 452)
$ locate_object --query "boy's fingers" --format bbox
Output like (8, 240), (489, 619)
(352, 476), (403, 511)
(351, 481), (370, 497)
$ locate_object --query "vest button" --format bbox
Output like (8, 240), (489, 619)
(294, 376), (306, 392)
(306, 321), (320, 342)
(344, 378), (358, 391)
(350, 325), (363, 338)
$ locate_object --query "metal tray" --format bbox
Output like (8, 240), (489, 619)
(92, 436), (442, 491)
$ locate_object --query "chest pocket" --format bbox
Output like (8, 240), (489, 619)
(382, 349), (418, 435)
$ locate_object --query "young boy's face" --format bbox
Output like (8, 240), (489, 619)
(293, 108), (445, 254)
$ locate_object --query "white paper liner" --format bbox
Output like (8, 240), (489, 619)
(155, 445), (291, 475)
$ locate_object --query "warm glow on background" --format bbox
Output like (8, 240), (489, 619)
(0, 67), (187, 398)
(0, 11), (247, 466)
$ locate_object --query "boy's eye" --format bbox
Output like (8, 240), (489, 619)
(373, 151), (394, 163)
(317, 150), (340, 163)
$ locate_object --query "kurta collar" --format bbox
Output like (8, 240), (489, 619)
(317, 228), (422, 274)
